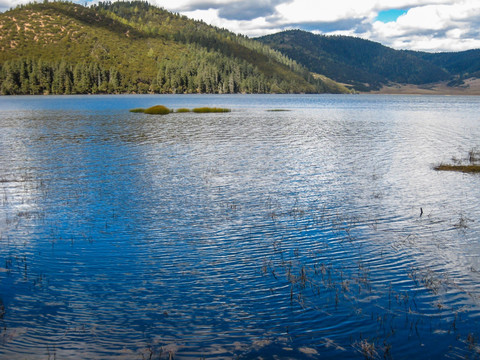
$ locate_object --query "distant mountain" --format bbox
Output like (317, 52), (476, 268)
(0, 2), (350, 95)
(258, 30), (480, 92)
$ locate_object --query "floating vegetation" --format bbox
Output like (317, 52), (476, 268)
(175, 108), (191, 113)
(435, 147), (480, 173)
(192, 107), (231, 113)
(266, 109), (291, 112)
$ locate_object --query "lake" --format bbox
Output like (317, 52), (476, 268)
(1, 94), (480, 359)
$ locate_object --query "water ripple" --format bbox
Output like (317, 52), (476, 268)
(1, 95), (480, 359)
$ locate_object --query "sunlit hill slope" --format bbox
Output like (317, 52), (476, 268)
(0, 1), (350, 95)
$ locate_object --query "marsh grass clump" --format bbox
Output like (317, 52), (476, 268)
(131, 106), (230, 114)
(129, 105), (172, 115)
(434, 164), (480, 173)
(353, 339), (378, 360)
(435, 148), (480, 173)
(192, 107), (231, 113)
(129, 108), (145, 113)
(143, 105), (172, 115)
(267, 109), (291, 112)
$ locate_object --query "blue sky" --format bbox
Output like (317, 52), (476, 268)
(375, 9), (408, 23)
(2, 0), (480, 51)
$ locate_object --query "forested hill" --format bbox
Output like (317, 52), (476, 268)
(0, 1), (350, 95)
(258, 30), (480, 92)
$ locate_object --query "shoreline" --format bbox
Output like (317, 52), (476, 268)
(364, 78), (480, 95)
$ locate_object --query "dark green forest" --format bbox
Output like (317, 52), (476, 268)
(258, 30), (480, 91)
(0, 1), (348, 95)
(0, 47), (319, 95)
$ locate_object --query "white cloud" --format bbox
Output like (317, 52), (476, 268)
(366, 1), (480, 51)
(163, 0), (480, 51)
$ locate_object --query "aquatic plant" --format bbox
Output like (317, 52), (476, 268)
(434, 148), (480, 173)
(130, 106), (231, 114)
(434, 164), (480, 173)
(353, 339), (377, 360)
(192, 107), (231, 113)
(143, 105), (172, 115)
(266, 109), (291, 112)
(129, 108), (145, 113)
(468, 148), (480, 164)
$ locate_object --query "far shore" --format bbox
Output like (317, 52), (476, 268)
(365, 78), (480, 95)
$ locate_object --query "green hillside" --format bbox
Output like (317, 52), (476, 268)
(410, 49), (480, 86)
(258, 30), (475, 91)
(0, 1), (349, 95)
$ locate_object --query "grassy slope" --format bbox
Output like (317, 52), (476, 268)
(0, 2), (192, 83)
(93, 2), (347, 93)
(0, 2), (349, 93)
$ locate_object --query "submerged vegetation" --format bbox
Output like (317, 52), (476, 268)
(1, 99), (480, 358)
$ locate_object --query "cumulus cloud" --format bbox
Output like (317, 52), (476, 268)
(167, 0), (292, 21)
(162, 0), (480, 51)
(366, 1), (480, 51)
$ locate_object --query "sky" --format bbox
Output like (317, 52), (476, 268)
(2, 0), (480, 52)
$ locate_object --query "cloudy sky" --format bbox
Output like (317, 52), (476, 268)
(2, 0), (480, 52)
(151, 0), (480, 52)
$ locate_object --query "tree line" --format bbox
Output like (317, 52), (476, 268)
(0, 58), (125, 95)
(0, 50), (313, 95)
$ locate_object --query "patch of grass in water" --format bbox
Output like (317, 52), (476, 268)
(130, 106), (231, 114)
(143, 105), (172, 115)
(129, 108), (145, 113)
(434, 164), (480, 173)
(192, 107), (231, 113)
(267, 109), (291, 112)
(434, 148), (480, 173)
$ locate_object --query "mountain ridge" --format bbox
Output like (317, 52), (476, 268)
(257, 29), (480, 92)
(0, 1), (350, 95)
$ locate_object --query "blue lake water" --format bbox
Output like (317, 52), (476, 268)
(1, 94), (480, 359)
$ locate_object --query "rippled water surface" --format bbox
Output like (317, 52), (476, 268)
(1, 94), (480, 359)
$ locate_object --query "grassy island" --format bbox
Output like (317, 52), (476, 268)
(143, 105), (172, 115)
(192, 107), (231, 113)
(130, 106), (231, 114)
(129, 105), (172, 114)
